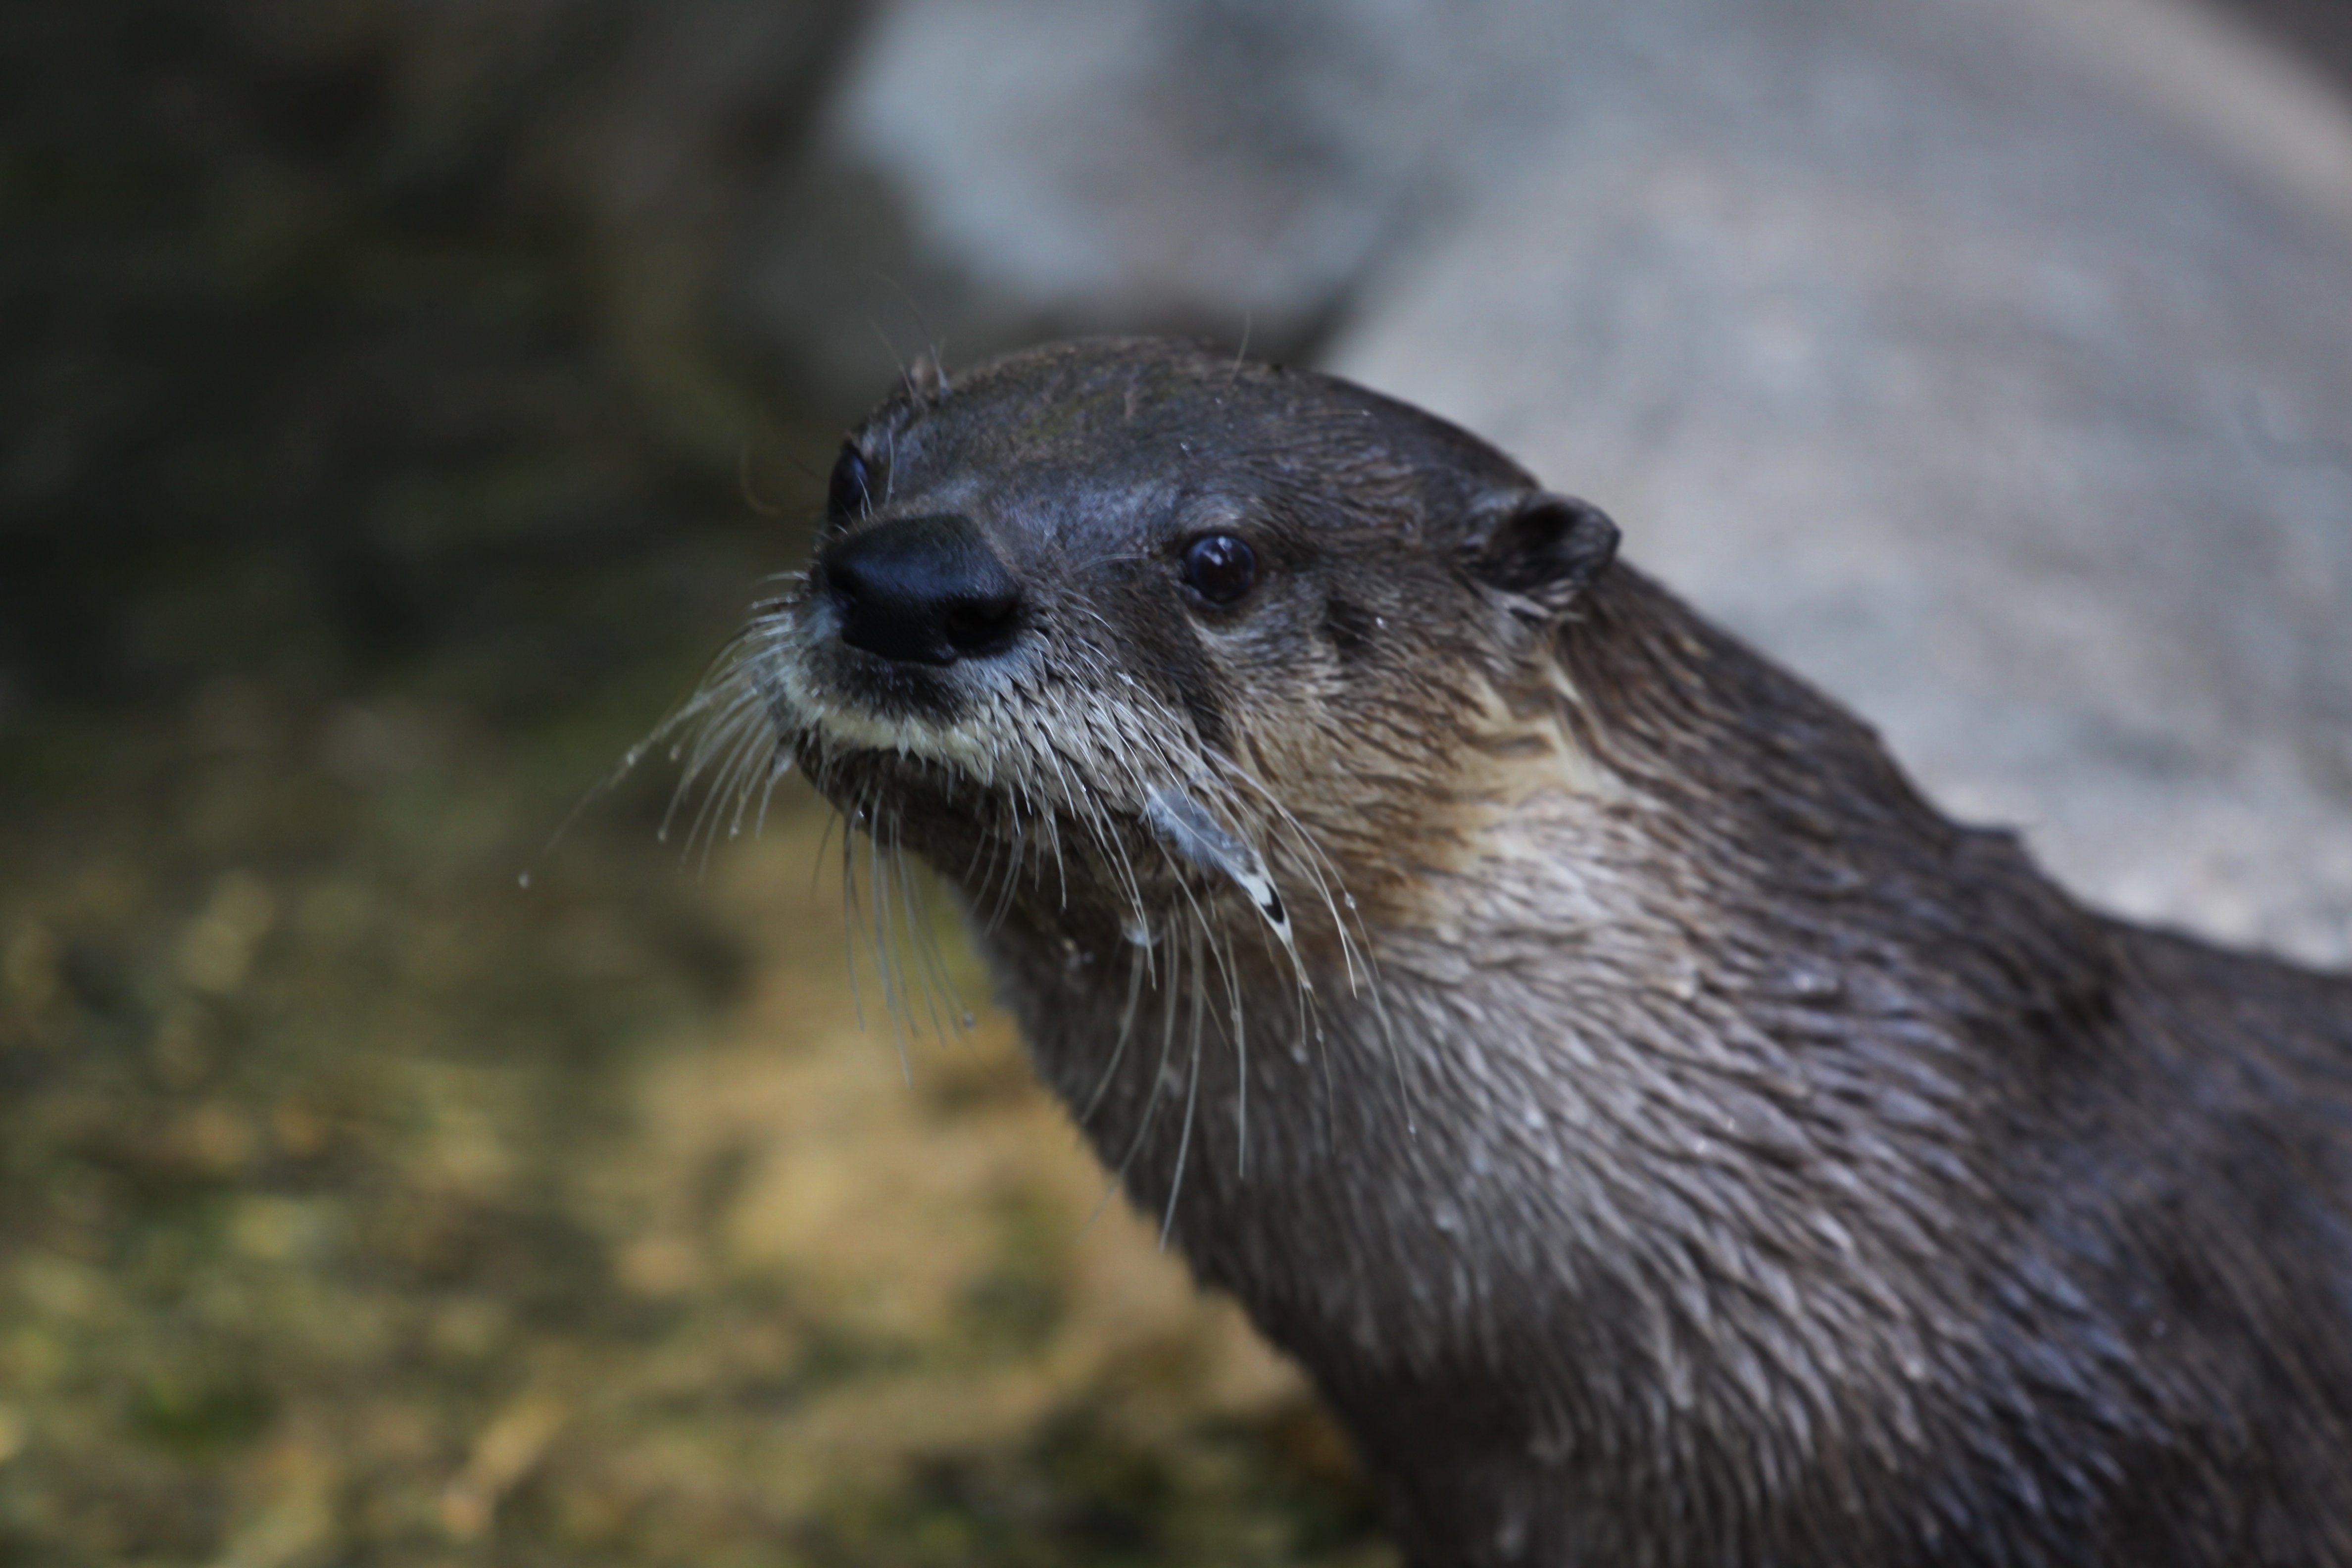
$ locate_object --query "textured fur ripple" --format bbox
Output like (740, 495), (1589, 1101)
(680, 338), (2352, 1568)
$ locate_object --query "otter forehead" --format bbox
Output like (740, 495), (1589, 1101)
(854, 337), (1533, 543)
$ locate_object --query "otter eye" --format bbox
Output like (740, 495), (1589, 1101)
(827, 442), (872, 522)
(1182, 533), (1257, 606)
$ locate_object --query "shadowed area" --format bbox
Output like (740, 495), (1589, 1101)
(0, 5), (1387, 1560)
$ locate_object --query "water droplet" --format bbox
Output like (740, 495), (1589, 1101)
(516, 871), (532, 889)
(960, 1011), (977, 1029)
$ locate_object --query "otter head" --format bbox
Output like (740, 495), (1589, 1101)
(710, 337), (1620, 973)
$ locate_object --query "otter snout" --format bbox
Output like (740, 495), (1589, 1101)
(818, 513), (1022, 666)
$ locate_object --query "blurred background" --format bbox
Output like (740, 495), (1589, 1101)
(2, 1), (2348, 1563)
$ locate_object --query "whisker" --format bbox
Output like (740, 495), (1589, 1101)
(1079, 931), (1152, 1126)
(1098, 908), (1186, 1231)
(840, 782), (870, 1034)
(1160, 918), (1208, 1247)
(897, 803), (967, 1042)
(871, 803), (914, 1081)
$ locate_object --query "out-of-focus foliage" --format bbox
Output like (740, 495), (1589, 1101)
(0, 657), (1385, 1563)
(0, 4), (1387, 1562)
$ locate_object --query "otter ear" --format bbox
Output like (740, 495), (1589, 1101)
(1465, 491), (1620, 614)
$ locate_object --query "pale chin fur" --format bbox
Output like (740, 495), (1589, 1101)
(768, 601), (1010, 779)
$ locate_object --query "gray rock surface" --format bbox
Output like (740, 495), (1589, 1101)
(1327, 0), (2352, 966)
(749, 0), (1542, 396)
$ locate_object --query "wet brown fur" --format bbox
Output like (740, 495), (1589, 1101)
(713, 338), (2352, 1567)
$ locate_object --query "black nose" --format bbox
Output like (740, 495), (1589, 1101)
(818, 513), (1023, 666)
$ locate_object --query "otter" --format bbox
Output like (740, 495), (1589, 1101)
(691, 338), (2352, 1566)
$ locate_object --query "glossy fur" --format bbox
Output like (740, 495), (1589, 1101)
(714, 338), (2352, 1567)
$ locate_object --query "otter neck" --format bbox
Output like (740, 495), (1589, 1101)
(956, 565), (2131, 1558)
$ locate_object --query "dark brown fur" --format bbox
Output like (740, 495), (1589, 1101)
(709, 338), (2352, 1567)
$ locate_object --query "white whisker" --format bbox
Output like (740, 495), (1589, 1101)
(1160, 918), (1208, 1247)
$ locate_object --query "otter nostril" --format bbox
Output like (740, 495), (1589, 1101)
(938, 589), (1020, 656)
(818, 513), (1023, 666)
